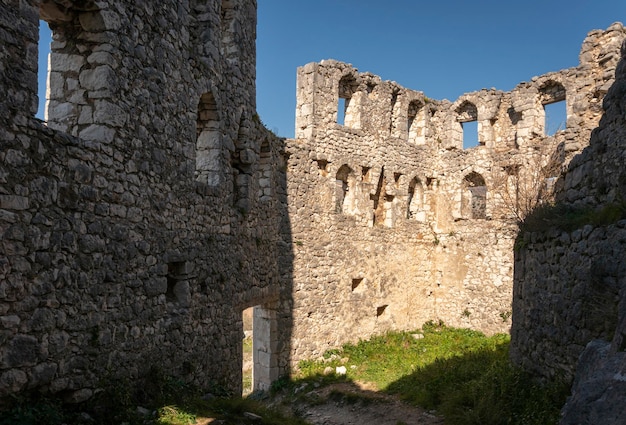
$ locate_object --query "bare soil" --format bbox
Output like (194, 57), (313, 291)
(287, 382), (445, 425)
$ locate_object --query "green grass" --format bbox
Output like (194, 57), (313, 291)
(291, 321), (569, 425)
(2, 324), (569, 425)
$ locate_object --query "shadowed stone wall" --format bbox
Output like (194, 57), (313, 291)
(2, 1), (626, 415)
(0, 0), (292, 402)
(511, 25), (626, 383)
(510, 27), (626, 425)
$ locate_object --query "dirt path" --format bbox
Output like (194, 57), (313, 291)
(292, 382), (445, 425)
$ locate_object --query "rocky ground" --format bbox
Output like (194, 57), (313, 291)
(275, 382), (444, 425)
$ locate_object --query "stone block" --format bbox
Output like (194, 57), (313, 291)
(0, 195), (29, 210)
(79, 66), (115, 91)
(50, 54), (85, 74)
(79, 124), (115, 143)
(0, 370), (28, 396)
(145, 278), (168, 297)
(4, 335), (42, 368)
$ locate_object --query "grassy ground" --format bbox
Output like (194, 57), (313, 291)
(288, 320), (569, 425)
(1, 322), (569, 425)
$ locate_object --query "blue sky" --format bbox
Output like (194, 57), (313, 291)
(38, 1), (624, 139)
(257, 0), (625, 138)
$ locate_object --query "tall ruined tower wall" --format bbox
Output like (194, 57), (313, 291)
(0, 0), (292, 402)
(510, 24), (626, 417)
(286, 23), (625, 364)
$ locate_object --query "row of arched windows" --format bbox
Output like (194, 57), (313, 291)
(334, 165), (488, 225)
(336, 74), (567, 149)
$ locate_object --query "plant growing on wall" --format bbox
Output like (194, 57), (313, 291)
(492, 148), (563, 225)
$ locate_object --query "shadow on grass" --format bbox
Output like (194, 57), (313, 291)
(270, 374), (445, 425)
(385, 342), (569, 425)
(283, 325), (570, 425)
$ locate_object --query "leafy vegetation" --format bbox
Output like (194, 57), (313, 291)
(289, 321), (569, 425)
(520, 199), (626, 234)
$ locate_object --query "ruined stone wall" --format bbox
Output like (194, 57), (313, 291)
(0, 0), (292, 402)
(3, 0), (625, 411)
(510, 24), (626, 390)
(285, 135), (518, 362)
(511, 223), (626, 382)
(286, 24), (625, 364)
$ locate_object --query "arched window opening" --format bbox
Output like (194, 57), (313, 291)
(336, 165), (356, 215)
(407, 100), (426, 144)
(457, 101), (479, 149)
(337, 75), (358, 127)
(258, 140), (272, 201)
(539, 82), (566, 136)
(462, 172), (487, 219)
(407, 177), (425, 221)
(196, 92), (222, 186)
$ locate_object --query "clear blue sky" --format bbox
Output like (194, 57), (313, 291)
(256, 0), (625, 137)
(38, 1), (625, 138)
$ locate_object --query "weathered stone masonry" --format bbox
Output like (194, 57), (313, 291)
(285, 24), (625, 363)
(1, 0), (292, 401)
(2, 0), (626, 412)
(510, 24), (626, 383)
(510, 25), (626, 424)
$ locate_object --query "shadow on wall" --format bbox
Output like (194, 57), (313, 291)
(0, 0), (295, 406)
(510, 37), (626, 424)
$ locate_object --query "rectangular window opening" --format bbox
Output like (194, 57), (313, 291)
(351, 278), (363, 292)
(337, 97), (347, 125)
(544, 100), (566, 136)
(462, 120), (479, 149)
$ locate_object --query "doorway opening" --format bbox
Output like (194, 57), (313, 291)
(242, 304), (279, 395)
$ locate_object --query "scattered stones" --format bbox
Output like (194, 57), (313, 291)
(243, 411), (263, 421)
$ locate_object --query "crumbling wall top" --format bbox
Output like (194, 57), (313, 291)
(294, 23), (625, 155)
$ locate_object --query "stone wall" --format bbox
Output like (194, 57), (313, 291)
(510, 27), (626, 417)
(3, 0), (626, 411)
(285, 23), (625, 364)
(511, 223), (626, 381)
(0, 0), (292, 402)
